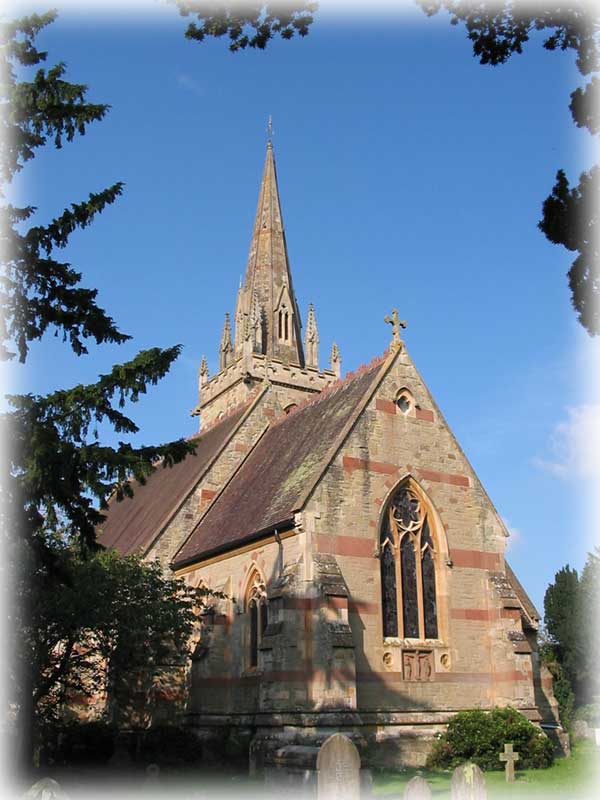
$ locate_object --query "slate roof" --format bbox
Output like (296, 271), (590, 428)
(173, 355), (389, 568)
(505, 560), (541, 622)
(99, 403), (251, 556)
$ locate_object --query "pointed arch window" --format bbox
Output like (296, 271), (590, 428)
(278, 306), (290, 343)
(246, 572), (268, 668)
(379, 484), (439, 640)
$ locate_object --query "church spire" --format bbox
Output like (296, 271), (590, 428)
(304, 303), (319, 368)
(235, 138), (304, 366)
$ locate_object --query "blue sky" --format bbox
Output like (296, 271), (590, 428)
(4, 1), (599, 615)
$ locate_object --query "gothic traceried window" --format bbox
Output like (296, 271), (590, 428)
(246, 571), (268, 669)
(379, 484), (439, 641)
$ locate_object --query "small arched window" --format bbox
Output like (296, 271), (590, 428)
(380, 483), (439, 640)
(246, 571), (268, 668)
(278, 307), (290, 343)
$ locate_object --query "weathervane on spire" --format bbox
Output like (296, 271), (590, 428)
(384, 309), (407, 349)
(266, 115), (274, 144)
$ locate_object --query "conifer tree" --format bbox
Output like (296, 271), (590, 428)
(0, 12), (198, 768)
(1, 11), (196, 558)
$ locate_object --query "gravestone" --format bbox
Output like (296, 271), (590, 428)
(572, 719), (589, 739)
(24, 778), (70, 800)
(404, 775), (432, 799)
(499, 743), (519, 782)
(317, 733), (361, 800)
(450, 762), (487, 800)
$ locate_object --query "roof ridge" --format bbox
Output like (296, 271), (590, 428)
(271, 348), (390, 427)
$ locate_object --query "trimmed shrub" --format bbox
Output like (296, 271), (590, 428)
(140, 725), (202, 767)
(426, 707), (554, 771)
(52, 720), (117, 766)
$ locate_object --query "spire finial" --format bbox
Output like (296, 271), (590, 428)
(384, 309), (407, 349)
(199, 355), (209, 388)
(330, 341), (341, 379)
(266, 115), (274, 146)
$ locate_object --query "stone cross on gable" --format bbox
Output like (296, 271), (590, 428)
(384, 309), (407, 348)
(499, 743), (520, 782)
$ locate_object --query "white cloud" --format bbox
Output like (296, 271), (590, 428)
(176, 73), (204, 96)
(534, 404), (600, 480)
(503, 521), (522, 552)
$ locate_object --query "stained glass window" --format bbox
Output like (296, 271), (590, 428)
(249, 599), (258, 667)
(422, 548), (438, 639)
(247, 571), (267, 669)
(381, 543), (398, 637)
(401, 535), (419, 638)
(380, 484), (439, 641)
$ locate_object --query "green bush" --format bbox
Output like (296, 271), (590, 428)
(52, 720), (117, 766)
(426, 707), (554, 771)
(140, 724), (202, 767)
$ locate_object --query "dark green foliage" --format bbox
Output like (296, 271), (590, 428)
(17, 545), (206, 723)
(172, 1), (316, 51)
(578, 549), (600, 700)
(543, 565), (581, 690)
(0, 11), (109, 181)
(550, 662), (575, 730)
(140, 725), (203, 767)
(0, 12), (129, 362)
(419, 2), (599, 77)
(419, 2), (600, 335)
(2, 13), (201, 770)
(539, 168), (599, 336)
(570, 77), (600, 134)
(3, 346), (195, 551)
(426, 707), (554, 771)
(542, 553), (600, 722)
(49, 721), (117, 766)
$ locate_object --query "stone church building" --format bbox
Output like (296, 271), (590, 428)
(100, 139), (560, 769)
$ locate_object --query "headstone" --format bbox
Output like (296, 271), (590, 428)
(594, 728), (600, 747)
(144, 763), (161, 784)
(572, 719), (589, 739)
(450, 762), (487, 800)
(499, 743), (520, 782)
(316, 733), (360, 800)
(404, 775), (432, 799)
(23, 778), (70, 800)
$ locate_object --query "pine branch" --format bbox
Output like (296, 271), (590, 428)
(3, 347), (197, 548)
(1, 184), (130, 362)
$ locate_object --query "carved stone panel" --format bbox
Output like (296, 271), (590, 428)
(402, 650), (434, 681)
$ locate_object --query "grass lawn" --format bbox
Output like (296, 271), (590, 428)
(372, 739), (598, 799)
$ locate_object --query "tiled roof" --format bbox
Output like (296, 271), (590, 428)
(505, 561), (541, 622)
(98, 403), (250, 556)
(174, 355), (389, 568)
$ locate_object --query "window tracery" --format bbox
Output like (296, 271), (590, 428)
(246, 571), (268, 668)
(379, 483), (439, 641)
